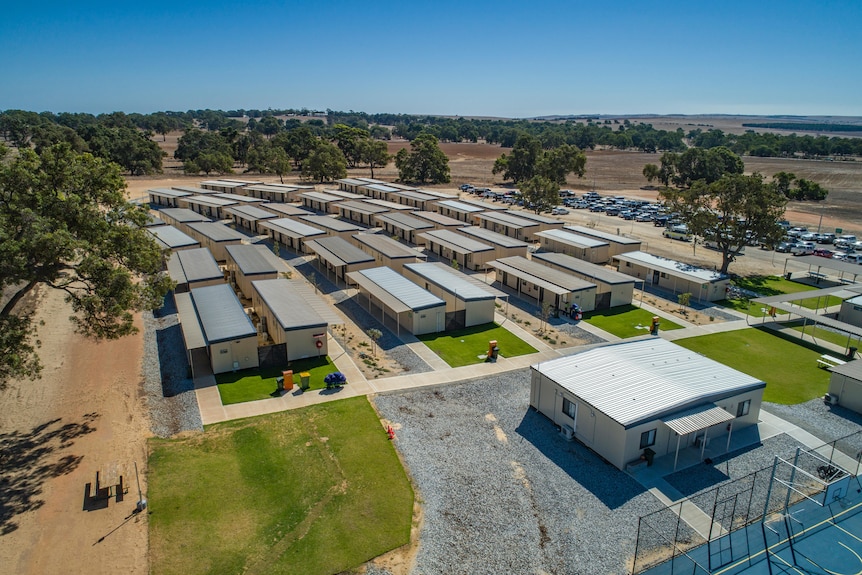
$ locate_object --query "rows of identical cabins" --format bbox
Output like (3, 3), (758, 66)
(144, 177), (862, 472)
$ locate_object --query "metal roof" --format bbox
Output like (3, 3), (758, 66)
(285, 279), (343, 326)
(613, 251), (728, 283)
(149, 187), (192, 198)
(437, 200), (485, 213)
(419, 229), (494, 254)
(411, 210), (463, 227)
(347, 267), (445, 313)
(225, 244), (280, 276)
(374, 212), (434, 231)
(158, 208), (212, 224)
(144, 213), (165, 227)
(200, 179), (257, 189)
(475, 211), (539, 229)
(752, 284), (862, 305)
(404, 262), (504, 300)
(172, 186), (216, 195)
(564, 225), (642, 245)
(351, 233), (426, 259)
(830, 359), (862, 380)
(305, 237), (375, 267)
(183, 195), (237, 208)
(169, 247), (223, 283)
(491, 256), (596, 292)
(337, 178), (367, 186)
(791, 255), (862, 277)
(363, 198), (412, 211)
(458, 226), (529, 248)
(504, 210), (564, 225)
(389, 190), (438, 202)
(457, 198), (506, 211)
(252, 279), (328, 332)
(224, 205), (277, 221)
(245, 184), (297, 195)
(320, 189), (365, 200)
(532, 338), (766, 428)
(338, 200), (391, 214)
(174, 292), (206, 349)
(213, 193), (264, 203)
(187, 222), (248, 242)
(190, 283), (256, 344)
(531, 252), (636, 285)
(299, 191), (343, 202)
(147, 225), (200, 249)
(363, 183), (399, 194)
(662, 404), (735, 435)
(259, 218), (326, 239)
(259, 203), (314, 217)
(299, 215), (364, 232)
(535, 229), (608, 249)
(753, 301), (862, 338)
(415, 189), (457, 200)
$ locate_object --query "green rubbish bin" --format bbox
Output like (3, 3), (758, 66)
(300, 372), (311, 390)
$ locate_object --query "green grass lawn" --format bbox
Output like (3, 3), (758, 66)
(217, 356), (337, 405)
(674, 328), (831, 404)
(582, 305), (683, 339)
(148, 396), (414, 575)
(787, 321), (862, 349)
(417, 322), (537, 367)
(719, 275), (840, 316)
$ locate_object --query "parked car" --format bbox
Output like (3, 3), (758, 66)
(459, 184), (474, 192)
(799, 232), (818, 242)
(835, 235), (857, 246)
(551, 207), (570, 215)
(653, 215), (670, 226)
(589, 203), (605, 212)
(816, 233), (836, 244)
(787, 226), (808, 238)
(791, 241), (816, 255)
(663, 224), (692, 241)
(635, 212), (653, 222)
(813, 248), (834, 258)
(620, 211), (636, 220)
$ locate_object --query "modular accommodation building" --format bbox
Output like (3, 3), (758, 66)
(374, 212), (434, 245)
(336, 200), (396, 227)
(488, 256), (597, 314)
(298, 215), (365, 239)
(244, 184), (301, 203)
(178, 195), (238, 220)
(185, 283), (259, 375)
(148, 187), (192, 208)
(410, 210), (465, 233)
(357, 183), (399, 200)
(258, 203), (316, 219)
(837, 295), (862, 328)
(828, 360), (862, 414)
(417, 229), (496, 271)
(147, 225), (201, 252)
(350, 233), (427, 272)
(259, 218), (326, 254)
(171, 186), (218, 196)
(457, 226), (529, 260)
(212, 193), (266, 207)
(530, 338), (765, 471)
(252, 279), (329, 361)
(531, 252), (635, 309)
(346, 266), (446, 336)
(564, 225), (642, 258)
(612, 251), (730, 303)
(388, 190), (444, 210)
(503, 210), (565, 236)
(225, 244), (286, 299)
(474, 211), (541, 242)
(166, 247), (224, 293)
(304, 236), (377, 284)
(299, 191), (349, 214)
(337, 177), (376, 194)
(534, 229), (610, 264)
(433, 200), (486, 224)
(403, 262), (504, 328)
(199, 179), (261, 193)
(157, 208), (212, 234)
(185, 222), (247, 262)
(224, 204), (278, 235)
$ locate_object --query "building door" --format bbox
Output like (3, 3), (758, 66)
(652, 270), (660, 284)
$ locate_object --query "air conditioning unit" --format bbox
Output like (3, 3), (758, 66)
(560, 424), (574, 441)
(825, 393), (839, 405)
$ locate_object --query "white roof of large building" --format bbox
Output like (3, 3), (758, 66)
(613, 251), (728, 283)
(532, 338), (765, 428)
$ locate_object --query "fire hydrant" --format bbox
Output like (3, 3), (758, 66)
(386, 425), (395, 440)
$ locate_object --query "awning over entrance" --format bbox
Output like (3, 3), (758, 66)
(662, 403), (734, 435)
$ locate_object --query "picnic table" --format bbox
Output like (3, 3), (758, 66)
(93, 461), (127, 500)
(817, 354), (847, 370)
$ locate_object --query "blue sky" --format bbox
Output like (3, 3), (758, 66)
(2, 0), (860, 117)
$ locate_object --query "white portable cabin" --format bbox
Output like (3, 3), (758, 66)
(612, 251), (730, 303)
(252, 279), (329, 361)
(157, 208), (212, 235)
(534, 228), (611, 264)
(350, 233), (427, 273)
(304, 236), (377, 284)
(147, 225), (201, 252)
(259, 218), (326, 254)
(223, 204), (278, 235)
(148, 187), (192, 208)
(224, 244), (286, 300)
(185, 283), (259, 375)
(185, 222), (247, 262)
(457, 226), (529, 260)
(564, 225), (642, 258)
(417, 229), (496, 271)
(531, 252), (635, 309)
(489, 255), (597, 314)
(474, 211), (541, 242)
(298, 215), (365, 239)
(166, 247), (224, 293)
(374, 211), (435, 245)
(403, 262), (504, 328)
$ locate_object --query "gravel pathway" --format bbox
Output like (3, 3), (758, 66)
(373, 370), (658, 575)
(142, 298), (203, 437)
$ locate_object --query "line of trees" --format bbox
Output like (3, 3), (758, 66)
(688, 128), (862, 158)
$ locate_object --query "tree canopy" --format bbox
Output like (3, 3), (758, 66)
(0, 143), (173, 388)
(301, 140), (347, 182)
(520, 176), (560, 214)
(493, 135), (586, 186)
(394, 133), (450, 184)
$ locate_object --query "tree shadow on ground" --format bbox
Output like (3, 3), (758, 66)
(0, 413), (98, 535)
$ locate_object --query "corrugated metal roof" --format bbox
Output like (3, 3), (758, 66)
(437, 200), (485, 213)
(830, 359), (862, 380)
(259, 203), (314, 217)
(532, 252), (636, 285)
(187, 222), (248, 242)
(475, 211), (539, 229)
(751, 284), (862, 305)
(224, 205), (278, 221)
(286, 279), (343, 325)
(245, 184), (297, 194)
(184, 195), (237, 207)
(190, 283), (256, 344)
(305, 237), (375, 266)
(320, 189), (365, 200)
(404, 262), (502, 300)
(535, 229), (608, 249)
(505, 210), (564, 225)
(158, 208), (212, 224)
(149, 187), (191, 198)
(364, 198), (411, 210)
(390, 190), (438, 202)
(147, 226), (200, 249)
(564, 225), (642, 245)
(532, 338), (765, 428)
(172, 186), (216, 195)
(487, 260), (570, 296)
(613, 251), (728, 283)
(662, 404), (734, 435)
(225, 244), (279, 276)
(299, 215), (364, 232)
(299, 191), (343, 202)
(351, 233), (426, 259)
(259, 218), (326, 239)
(415, 189), (457, 200)
(338, 200), (390, 214)
(375, 212), (434, 231)
(411, 211), (462, 227)
(213, 193), (264, 203)
(458, 226), (529, 248)
(418, 229), (494, 254)
(457, 198), (506, 211)
(492, 256), (595, 291)
(171, 248), (223, 283)
(174, 292), (207, 349)
(347, 267), (445, 313)
(363, 183), (399, 193)
(252, 279), (328, 331)
(337, 178), (367, 186)
(757, 301), (862, 338)
(793, 255), (862, 276)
